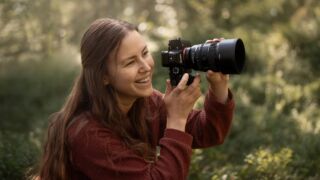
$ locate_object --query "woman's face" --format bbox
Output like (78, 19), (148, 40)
(105, 30), (154, 104)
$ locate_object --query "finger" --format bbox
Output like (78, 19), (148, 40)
(176, 73), (189, 91)
(186, 74), (201, 97)
(222, 74), (230, 81)
(206, 70), (218, 78)
(188, 73), (201, 90)
(208, 71), (229, 80)
(206, 70), (230, 85)
(207, 70), (214, 75)
(207, 70), (227, 76)
(206, 70), (221, 82)
(164, 79), (172, 95)
(205, 38), (224, 43)
(212, 38), (221, 42)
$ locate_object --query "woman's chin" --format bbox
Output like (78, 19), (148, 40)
(142, 87), (153, 97)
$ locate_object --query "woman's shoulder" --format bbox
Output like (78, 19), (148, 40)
(68, 112), (101, 132)
(66, 112), (128, 168)
(67, 112), (115, 146)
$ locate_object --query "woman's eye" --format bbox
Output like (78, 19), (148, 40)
(143, 51), (149, 56)
(125, 60), (135, 66)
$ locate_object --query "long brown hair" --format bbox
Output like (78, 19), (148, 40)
(37, 18), (154, 180)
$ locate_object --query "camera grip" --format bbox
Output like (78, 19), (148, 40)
(169, 71), (194, 86)
(186, 74), (194, 85)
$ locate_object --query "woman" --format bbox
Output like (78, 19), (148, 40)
(37, 18), (234, 180)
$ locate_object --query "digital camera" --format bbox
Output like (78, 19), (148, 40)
(161, 38), (246, 86)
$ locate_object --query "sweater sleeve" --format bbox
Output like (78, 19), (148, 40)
(68, 120), (193, 180)
(185, 89), (235, 148)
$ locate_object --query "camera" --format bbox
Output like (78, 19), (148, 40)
(161, 38), (246, 86)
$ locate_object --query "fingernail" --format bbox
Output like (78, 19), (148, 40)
(184, 73), (189, 79)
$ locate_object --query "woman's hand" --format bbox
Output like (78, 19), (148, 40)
(163, 73), (201, 132)
(206, 70), (229, 104)
(205, 38), (229, 104)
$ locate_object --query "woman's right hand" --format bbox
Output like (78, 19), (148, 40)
(163, 73), (202, 132)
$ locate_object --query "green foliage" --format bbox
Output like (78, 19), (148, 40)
(0, 132), (40, 180)
(0, 49), (79, 179)
(291, 133), (320, 177)
(241, 148), (293, 179)
(0, 0), (63, 61)
(0, 49), (79, 133)
(1, 0), (320, 179)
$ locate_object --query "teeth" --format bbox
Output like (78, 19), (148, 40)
(136, 77), (149, 83)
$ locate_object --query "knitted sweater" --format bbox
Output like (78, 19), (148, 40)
(67, 89), (235, 180)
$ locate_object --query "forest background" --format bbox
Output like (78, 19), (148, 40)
(1, 0), (319, 179)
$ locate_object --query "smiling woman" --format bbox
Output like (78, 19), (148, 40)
(104, 31), (154, 113)
(36, 18), (235, 180)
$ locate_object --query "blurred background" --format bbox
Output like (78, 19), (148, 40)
(1, 0), (319, 179)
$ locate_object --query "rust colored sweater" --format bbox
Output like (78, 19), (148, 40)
(67, 89), (235, 180)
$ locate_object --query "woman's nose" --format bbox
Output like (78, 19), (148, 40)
(139, 59), (152, 72)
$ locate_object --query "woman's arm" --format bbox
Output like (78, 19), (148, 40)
(184, 38), (235, 148)
(152, 70), (234, 149)
(185, 88), (235, 148)
(68, 118), (193, 180)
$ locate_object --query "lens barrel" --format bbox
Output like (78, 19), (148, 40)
(184, 38), (245, 74)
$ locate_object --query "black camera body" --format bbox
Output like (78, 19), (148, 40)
(161, 38), (245, 86)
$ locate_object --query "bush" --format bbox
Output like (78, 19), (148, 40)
(240, 148), (294, 179)
(0, 132), (40, 180)
(0, 51), (79, 133)
(0, 48), (79, 179)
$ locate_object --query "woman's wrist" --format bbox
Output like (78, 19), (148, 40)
(166, 118), (186, 132)
(209, 84), (229, 104)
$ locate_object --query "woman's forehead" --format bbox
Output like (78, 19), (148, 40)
(117, 31), (147, 59)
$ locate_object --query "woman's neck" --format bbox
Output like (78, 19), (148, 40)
(117, 96), (136, 115)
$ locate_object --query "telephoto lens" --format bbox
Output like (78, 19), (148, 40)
(183, 38), (245, 74)
(160, 38), (245, 86)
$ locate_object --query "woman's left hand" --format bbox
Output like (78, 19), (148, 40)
(205, 38), (229, 104)
(206, 70), (229, 104)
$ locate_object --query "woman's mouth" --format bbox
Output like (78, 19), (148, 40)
(135, 76), (150, 83)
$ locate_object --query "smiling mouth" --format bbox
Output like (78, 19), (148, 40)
(135, 76), (150, 83)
